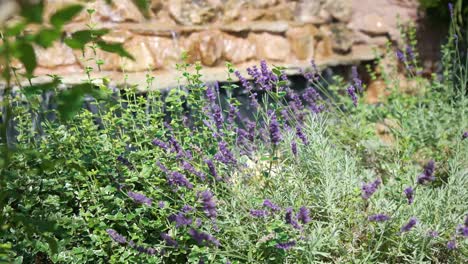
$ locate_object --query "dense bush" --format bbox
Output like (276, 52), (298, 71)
(1, 1), (467, 264)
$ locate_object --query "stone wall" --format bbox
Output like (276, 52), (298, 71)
(25, 0), (419, 89)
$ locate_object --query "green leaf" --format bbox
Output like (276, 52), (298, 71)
(15, 42), (37, 76)
(35, 28), (61, 48)
(45, 237), (58, 255)
(56, 83), (107, 120)
(132, 0), (150, 18)
(19, 0), (44, 23)
(96, 41), (134, 60)
(64, 29), (109, 50)
(22, 81), (60, 99)
(50, 4), (84, 29)
(5, 22), (27, 36)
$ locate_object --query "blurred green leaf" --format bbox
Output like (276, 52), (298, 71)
(5, 22), (27, 36)
(50, 4), (84, 29)
(15, 42), (37, 76)
(132, 0), (150, 18)
(19, 0), (44, 23)
(96, 41), (134, 60)
(64, 29), (109, 50)
(57, 83), (107, 120)
(34, 28), (61, 48)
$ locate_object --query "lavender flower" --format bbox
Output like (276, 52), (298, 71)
(351, 66), (363, 92)
(457, 224), (468, 237)
(291, 141), (298, 156)
(448, 3), (454, 18)
(227, 104), (238, 124)
(152, 138), (169, 151)
(295, 126), (309, 145)
(206, 85), (217, 104)
(157, 161), (169, 173)
(263, 199), (281, 212)
(462, 131), (467, 140)
(205, 158), (221, 181)
(161, 232), (178, 247)
(368, 214), (391, 222)
(464, 214), (468, 227)
(361, 178), (381, 200)
(212, 104), (224, 131)
(169, 136), (184, 157)
(447, 239), (457, 250)
(167, 171), (193, 189)
(158, 201), (166, 209)
(404, 186), (414, 205)
(182, 205), (194, 213)
(400, 217), (418, 233)
(182, 161), (206, 181)
(107, 229), (127, 245)
(188, 229), (220, 247)
(347, 85), (358, 107)
(250, 209), (269, 217)
(235, 70), (252, 91)
(199, 190), (217, 219)
(285, 207), (301, 229)
(127, 191), (152, 206)
(396, 49), (406, 63)
(269, 111), (282, 145)
(417, 160), (436, 184)
(246, 120), (256, 142)
(214, 141), (237, 165)
(427, 230), (439, 238)
(297, 206), (311, 224)
(275, 240), (296, 250)
(169, 212), (193, 227)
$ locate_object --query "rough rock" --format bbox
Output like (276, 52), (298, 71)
(184, 31), (224, 66)
(294, 0), (331, 24)
(353, 31), (389, 46)
(43, 0), (82, 21)
(146, 36), (182, 68)
(250, 0), (278, 8)
(35, 42), (77, 68)
(249, 33), (290, 61)
(169, 0), (218, 25)
(79, 0), (145, 23)
(328, 24), (354, 53)
(250, 21), (289, 33)
(222, 34), (256, 64)
(221, 0), (246, 23)
(101, 29), (133, 43)
(350, 0), (418, 42)
(324, 0), (352, 22)
(351, 13), (389, 35)
(262, 2), (296, 21)
(286, 25), (318, 60)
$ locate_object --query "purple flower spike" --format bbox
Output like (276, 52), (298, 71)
(347, 85), (358, 107)
(188, 229), (220, 247)
(127, 191), (152, 206)
(250, 209), (269, 218)
(169, 212), (193, 227)
(205, 158), (221, 181)
(457, 224), (468, 237)
(291, 141), (298, 156)
(152, 138), (169, 151)
(206, 85), (217, 104)
(351, 66), (363, 92)
(275, 240), (296, 250)
(214, 141), (237, 165)
(448, 3), (454, 18)
(263, 199), (281, 212)
(167, 171), (193, 189)
(396, 49), (406, 63)
(107, 229), (127, 245)
(447, 239), (457, 250)
(368, 214), (391, 222)
(462, 131), (467, 140)
(269, 111), (282, 145)
(158, 201), (166, 209)
(361, 178), (381, 200)
(404, 187), (414, 205)
(400, 217), (418, 233)
(297, 206), (311, 224)
(285, 207), (301, 229)
(417, 160), (436, 184)
(200, 190), (217, 219)
(295, 126), (309, 145)
(161, 232), (178, 247)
